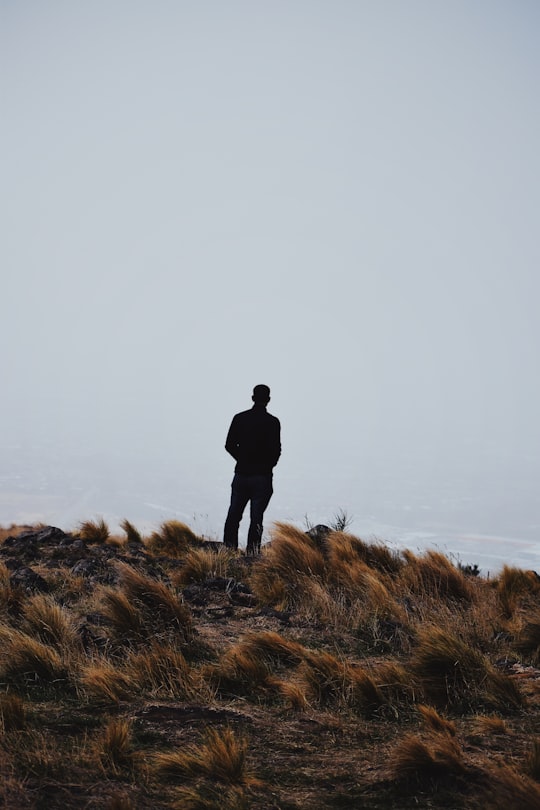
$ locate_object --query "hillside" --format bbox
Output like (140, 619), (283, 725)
(1, 519), (540, 809)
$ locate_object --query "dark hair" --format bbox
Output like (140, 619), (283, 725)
(253, 384), (271, 403)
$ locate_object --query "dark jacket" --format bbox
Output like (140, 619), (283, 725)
(225, 404), (281, 475)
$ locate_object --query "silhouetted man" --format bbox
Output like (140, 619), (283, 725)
(223, 384), (281, 554)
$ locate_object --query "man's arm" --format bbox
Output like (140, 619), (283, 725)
(271, 418), (281, 468)
(225, 416), (240, 460)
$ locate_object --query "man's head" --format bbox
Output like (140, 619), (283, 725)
(252, 384), (271, 404)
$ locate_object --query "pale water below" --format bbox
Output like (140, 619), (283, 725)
(1, 441), (538, 577)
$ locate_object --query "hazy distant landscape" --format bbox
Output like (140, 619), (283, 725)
(1, 438), (538, 575)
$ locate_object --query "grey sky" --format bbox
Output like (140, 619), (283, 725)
(2, 2), (539, 566)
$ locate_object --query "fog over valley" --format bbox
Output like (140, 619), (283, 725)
(2, 2), (539, 574)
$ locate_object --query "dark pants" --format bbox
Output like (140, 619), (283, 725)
(223, 473), (273, 554)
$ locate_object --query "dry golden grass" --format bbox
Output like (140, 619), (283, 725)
(515, 614), (540, 662)
(145, 520), (202, 557)
(411, 624), (522, 711)
(478, 763), (540, 809)
(126, 642), (201, 700)
(0, 524), (33, 543)
(0, 624), (72, 690)
(417, 704), (456, 736)
(497, 565), (540, 619)
(0, 518), (538, 810)
(299, 650), (385, 714)
(174, 546), (235, 585)
(265, 676), (310, 711)
(100, 562), (193, 645)
(22, 593), (79, 650)
(399, 549), (473, 601)
(79, 518), (110, 544)
(205, 645), (272, 697)
(326, 531), (402, 577)
(524, 738), (540, 782)
(99, 718), (135, 773)
(0, 693), (26, 731)
(471, 714), (509, 735)
(171, 784), (249, 810)
(120, 519), (144, 544)
(392, 731), (466, 782)
(79, 660), (137, 703)
(249, 523), (326, 609)
(154, 726), (255, 785)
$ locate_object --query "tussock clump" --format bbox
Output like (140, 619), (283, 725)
(0, 625), (71, 690)
(392, 732), (466, 782)
(101, 563), (193, 645)
(22, 594), (79, 651)
(299, 650), (384, 714)
(326, 531), (402, 576)
(0, 693), (26, 731)
(0, 561), (14, 614)
(524, 738), (540, 782)
(497, 566), (540, 619)
(470, 715), (509, 736)
(265, 677), (309, 711)
(105, 795), (137, 810)
(79, 661), (137, 703)
(79, 518), (110, 544)
(411, 625), (522, 711)
(146, 520), (202, 557)
(205, 633), (305, 701)
(205, 646), (272, 698)
(249, 524), (326, 609)
(370, 661), (419, 710)
(417, 704), (456, 736)
(174, 547), (235, 586)
(100, 718), (134, 772)
(514, 615), (540, 663)
(237, 631), (306, 669)
(172, 785), (249, 810)
(400, 550), (473, 601)
(120, 519), (144, 544)
(478, 763), (540, 809)
(154, 727), (253, 785)
(126, 643), (199, 699)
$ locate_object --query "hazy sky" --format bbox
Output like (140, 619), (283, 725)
(2, 2), (540, 561)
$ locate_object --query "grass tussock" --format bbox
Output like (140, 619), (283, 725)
(411, 625), (522, 711)
(126, 643), (200, 700)
(22, 593), (79, 650)
(524, 738), (540, 782)
(514, 614), (540, 663)
(0, 693), (26, 731)
(0, 624), (71, 690)
(100, 718), (135, 773)
(174, 546), (235, 586)
(79, 661), (137, 703)
(120, 519), (144, 544)
(79, 518), (110, 544)
(326, 531), (403, 576)
(146, 520), (203, 557)
(171, 784), (249, 810)
(478, 763), (540, 809)
(392, 732), (466, 782)
(0, 517), (538, 809)
(417, 704), (456, 736)
(400, 550), (473, 601)
(249, 524), (326, 609)
(101, 563), (193, 644)
(236, 631), (306, 668)
(299, 650), (384, 714)
(154, 726), (254, 785)
(205, 646), (272, 697)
